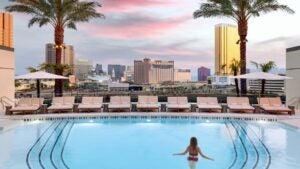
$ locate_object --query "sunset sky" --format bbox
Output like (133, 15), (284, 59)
(1, 0), (300, 76)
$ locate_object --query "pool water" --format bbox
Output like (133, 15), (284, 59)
(0, 118), (300, 169)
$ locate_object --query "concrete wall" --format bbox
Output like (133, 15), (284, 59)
(286, 47), (300, 106)
(0, 47), (15, 114)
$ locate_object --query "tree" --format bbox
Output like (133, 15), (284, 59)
(220, 64), (227, 75)
(251, 61), (276, 94)
(27, 66), (39, 73)
(229, 59), (242, 95)
(25, 63), (71, 97)
(193, 0), (294, 94)
(6, 0), (104, 96)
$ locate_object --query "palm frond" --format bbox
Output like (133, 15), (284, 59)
(27, 66), (38, 73)
(247, 0), (295, 18)
(250, 61), (259, 69)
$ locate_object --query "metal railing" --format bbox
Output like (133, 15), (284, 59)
(287, 97), (300, 109)
(0, 96), (15, 109)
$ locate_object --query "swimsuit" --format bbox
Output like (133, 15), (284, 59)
(188, 153), (198, 162)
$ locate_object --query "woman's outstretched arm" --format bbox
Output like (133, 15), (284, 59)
(198, 147), (214, 161)
(173, 146), (189, 155)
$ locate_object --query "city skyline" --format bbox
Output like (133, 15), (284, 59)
(1, 0), (300, 76)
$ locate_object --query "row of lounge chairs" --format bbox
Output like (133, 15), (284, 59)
(7, 96), (294, 115)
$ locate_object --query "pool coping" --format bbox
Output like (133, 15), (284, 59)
(1, 113), (300, 131)
(1, 112), (296, 121)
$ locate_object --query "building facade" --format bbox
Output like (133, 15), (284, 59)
(215, 24), (240, 75)
(0, 13), (14, 114)
(208, 75), (234, 86)
(198, 66), (211, 81)
(107, 64), (126, 82)
(134, 58), (174, 84)
(95, 64), (103, 75)
(286, 46), (300, 106)
(45, 43), (74, 74)
(248, 79), (285, 95)
(74, 59), (93, 81)
(121, 66), (134, 82)
(0, 13), (13, 48)
(174, 69), (191, 82)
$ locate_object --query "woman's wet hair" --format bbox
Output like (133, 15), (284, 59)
(190, 137), (198, 149)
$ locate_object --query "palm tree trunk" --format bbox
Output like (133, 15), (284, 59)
(37, 79), (40, 98)
(238, 19), (248, 95)
(261, 79), (266, 95)
(54, 25), (64, 97)
(234, 71), (239, 96)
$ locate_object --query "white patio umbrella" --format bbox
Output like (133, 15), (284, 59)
(230, 72), (292, 103)
(15, 71), (68, 97)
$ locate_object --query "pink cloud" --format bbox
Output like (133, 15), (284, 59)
(100, 0), (175, 12)
(135, 48), (199, 56)
(79, 15), (190, 39)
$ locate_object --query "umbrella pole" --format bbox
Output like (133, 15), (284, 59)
(37, 79), (40, 98)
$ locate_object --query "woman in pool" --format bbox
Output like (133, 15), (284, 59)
(173, 137), (213, 169)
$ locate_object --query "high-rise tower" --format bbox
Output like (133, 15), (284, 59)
(0, 12), (14, 114)
(0, 12), (13, 48)
(215, 24), (240, 75)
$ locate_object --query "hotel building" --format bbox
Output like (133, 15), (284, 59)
(74, 59), (93, 81)
(45, 43), (74, 74)
(198, 66), (211, 81)
(134, 58), (174, 84)
(121, 66), (134, 82)
(0, 12), (14, 114)
(174, 69), (191, 82)
(215, 24), (240, 75)
(286, 46), (300, 106)
(248, 79), (285, 95)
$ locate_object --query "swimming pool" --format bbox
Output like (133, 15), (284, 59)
(0, 117), (299, 169)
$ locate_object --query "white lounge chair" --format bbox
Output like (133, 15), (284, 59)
(166, 97), (190, 112)
(77, 97), (103, 112)
(227, 97), (254, 113)
(197, 97), (222, 112)
(48, 96), (75, 113)
(258, 97), (293, 115)
(9, 98), (44, 114)
(136, 96), (160, 112)
(108, 96), (131, 112)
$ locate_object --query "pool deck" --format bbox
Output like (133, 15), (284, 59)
(1, 110), (300, 131)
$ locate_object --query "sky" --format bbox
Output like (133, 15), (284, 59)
(1, 0), (300, 77)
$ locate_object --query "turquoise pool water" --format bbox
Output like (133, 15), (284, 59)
(0, 118), (300, 169)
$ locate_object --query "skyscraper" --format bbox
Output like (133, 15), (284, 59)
(134, 58), (174, 84)
(122, 66), (134, 82)
(286, 46), (300, 106)
(107, 64), (126, 81)
(0, 12), (14, 114)
(95, 64), (103, 75)
(74, 59), (93, 81)
(45, 43), (74, 73)
(0, 12), (13, 48)
(198, 67), (211, 81)
(215, 24), (240, 75)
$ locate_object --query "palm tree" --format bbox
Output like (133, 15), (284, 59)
(6, 0), (104, 96)
(251, 61), (276, 94)
(220, 64), (227, 75)
(39, 63), (72, 76)
(26, 63), (71, 97)
(229, 59), (242, 95)
(193, 0), (294, 94)
(27, 66), (39, 73)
